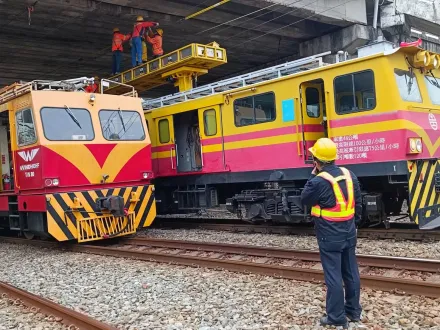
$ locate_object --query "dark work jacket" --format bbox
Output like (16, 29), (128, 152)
(300, 164), (362, 241)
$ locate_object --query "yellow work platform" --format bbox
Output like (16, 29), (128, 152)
(103, 42), (227, 94)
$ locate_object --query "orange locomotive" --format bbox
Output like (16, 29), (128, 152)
(0, 77), (156, 242)
(144, 39), (440, 230)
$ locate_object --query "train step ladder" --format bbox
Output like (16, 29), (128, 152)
(143, 51), (331, 110)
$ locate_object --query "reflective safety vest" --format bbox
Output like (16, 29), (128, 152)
(310, 167), (355, 222)
(112, 32), (131, 52)
(147, 35), (163, 56)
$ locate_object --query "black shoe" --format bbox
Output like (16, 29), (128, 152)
(320, 316), (348, 329)
(347, 314), (361, 322)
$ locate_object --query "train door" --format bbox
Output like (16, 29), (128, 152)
(155, 115), (177, 176)
(299, 79), (327, 163)
(173, 110), (202, 173)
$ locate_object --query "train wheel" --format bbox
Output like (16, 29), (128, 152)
(23, 231), (35, 240)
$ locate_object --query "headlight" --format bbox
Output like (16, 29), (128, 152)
(142, 172), (153, 179)
(416, 139), (422, 152)
(45, 178), (60, 187)
(408, 138), (422, 154)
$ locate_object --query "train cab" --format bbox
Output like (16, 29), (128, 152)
(0, 78), (156, 242)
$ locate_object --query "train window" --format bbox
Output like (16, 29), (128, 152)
(394, 69), (422, 103)
(41, 107), (94, 141)
(16, 109), (37, 146)
(158, 119), (170, 143)
(99, 110), (145, 141)
(234, 92), (276, 127)
(424, 75), (440, 105)
(306, 88), (320, 118)
(203, 109), (217, 136)
(334, 70), (376, 114)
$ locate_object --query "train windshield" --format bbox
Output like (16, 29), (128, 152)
(41, 107), (95, 141)
(99, 109), (145, 141)
(424, 74), (440, 106)
(394, 69), (422, 102)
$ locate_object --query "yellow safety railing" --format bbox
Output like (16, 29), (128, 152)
(77, 212), (135, 243)
(103, 42), (227, 94)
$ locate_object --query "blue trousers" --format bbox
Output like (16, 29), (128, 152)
(112, 50), (122, 74)
(131, 37), (143, 67)
(318, 235), (362, 324)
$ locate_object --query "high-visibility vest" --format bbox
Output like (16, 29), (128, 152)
(147, 35), (163, 56)
(310, 167), (355, 222)
(112, 32), (130, 52)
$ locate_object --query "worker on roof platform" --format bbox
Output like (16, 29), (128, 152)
(128, 37), (148, 65)
(147, 27), (164, 59)
(112, 27), (131, 75)
(85, 76), (99, 93)
(300, 138), (362, 329)
(131, 16), (159, 67)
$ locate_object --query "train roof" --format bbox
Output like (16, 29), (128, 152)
(143, 43), (430, 112)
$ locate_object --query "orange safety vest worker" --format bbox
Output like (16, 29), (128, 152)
(146, 34), (163, 56)
(85, 82), (98, 93)
(112, 31), (131, 52)
(132, 21), (158, 38)
(310, 167), (355, 221)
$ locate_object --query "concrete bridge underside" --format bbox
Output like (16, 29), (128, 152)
(0, 0), (366, 96)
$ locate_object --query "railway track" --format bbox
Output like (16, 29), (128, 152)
(153, 217), (440, 241)
(0, 281), (117, 330)
(2, 236), (440, 298)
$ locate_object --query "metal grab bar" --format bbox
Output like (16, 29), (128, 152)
(170, 146), (175, 169)
(200, 142), (204, 167)
(175, 144), (179, 167)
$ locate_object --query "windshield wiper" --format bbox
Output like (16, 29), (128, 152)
(118, 108), (126, 132)
(64, 105), (82, 129)
(430, 73), (440, 89)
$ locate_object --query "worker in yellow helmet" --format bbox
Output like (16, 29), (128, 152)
(147, 27), (164, 59)
(112, 27), (131, 75)
(300, 138), (362, 329)
(131, 15), (159, 67)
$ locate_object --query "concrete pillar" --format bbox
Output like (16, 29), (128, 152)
(381, 0), (440, 53)
(299, 24), (376, 61)
(381, 0), (440, 36)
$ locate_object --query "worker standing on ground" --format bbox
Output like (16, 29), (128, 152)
(147, 27), (164, 59)
(300, 138), (362, 329)
(131, 16), (159, 67)
(112, 28), (131, 75)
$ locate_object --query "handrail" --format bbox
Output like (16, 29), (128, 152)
(100, 79), (137, 97)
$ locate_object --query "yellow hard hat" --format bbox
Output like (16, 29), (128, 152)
(309, 138), (337, 162)
(113, 27), (120, 33)
(156, 28), (163, 36)
(137, 15), (144, 22)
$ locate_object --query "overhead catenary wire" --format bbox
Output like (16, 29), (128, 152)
(176, 0), (212, 22)
(195, 1), (282, 35)
(229, 0), (319, 40)
(231, 0), (358, 48)
(211, 0), (303, 36)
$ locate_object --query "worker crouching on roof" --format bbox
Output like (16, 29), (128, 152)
(147, 27), (164, 59)
(132, 16), (159, 67)
(85, 76), (99, 93)
(112, 28), (131, 75)
(300, 138), (362, 329)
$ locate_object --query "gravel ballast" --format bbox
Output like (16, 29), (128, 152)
(0, 295), (65, 330)
(2, 242), (440, 329)
(141, 228), (440, 259)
